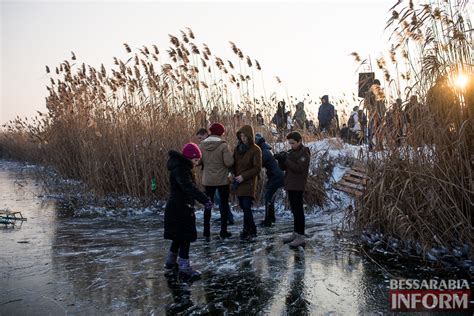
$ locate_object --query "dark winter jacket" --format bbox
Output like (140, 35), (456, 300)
(293, 102), (307, 129)
(164, 150), (210, 242)
(271, 105), (287, 129)
(233, 125), (262, 199)
(318, 102), (335, 126)
(279, 144), (311, 191)
(255, 135), (284, 189)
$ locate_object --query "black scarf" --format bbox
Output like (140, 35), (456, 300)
(236, 141), (249, 155)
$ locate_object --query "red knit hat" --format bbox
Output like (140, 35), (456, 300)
(209, 122), (225, 136)
(182, 143), (202, 159)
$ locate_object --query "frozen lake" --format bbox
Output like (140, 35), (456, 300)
(1, 160), (470, 315)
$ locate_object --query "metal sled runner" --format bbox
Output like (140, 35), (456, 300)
(0, 209), (27, 227)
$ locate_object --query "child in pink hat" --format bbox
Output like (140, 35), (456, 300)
(163, 143), (212, 279)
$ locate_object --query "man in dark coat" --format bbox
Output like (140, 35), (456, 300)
(318, 95), (335, 133)
(255, 133), (284, 227)
(233, 125), (262, 240)
(164, 144), (211, 278)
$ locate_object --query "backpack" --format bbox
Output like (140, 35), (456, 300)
(348, 113), (356, 128)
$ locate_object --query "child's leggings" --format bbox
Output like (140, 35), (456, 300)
(170, 240), (190, 259)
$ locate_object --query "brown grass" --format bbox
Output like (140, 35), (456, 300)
(350, 0), (473, 254)
(0, 29), (325, 207)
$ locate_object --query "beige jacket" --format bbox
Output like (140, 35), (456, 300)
(199, 136), (234, 186)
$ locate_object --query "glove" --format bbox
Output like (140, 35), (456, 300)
(231, 179), (240, 192)
(204, 200), (213, 210)
(274, 151), (287, 162)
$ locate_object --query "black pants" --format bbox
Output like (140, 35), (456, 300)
(204, 185), (230, 235)
(170, 240), (190, 259)
(319, 122), (330, 132)
(288, 190), (305, 235)
(238, 196), (256, 235)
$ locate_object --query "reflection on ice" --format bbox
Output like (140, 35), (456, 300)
(3, 160), (471, 315)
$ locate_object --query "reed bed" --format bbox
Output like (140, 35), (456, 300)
(0, 29), (325, 207)
(350, 0), (473, 254)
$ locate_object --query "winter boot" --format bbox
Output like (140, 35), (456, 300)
(288, 234), (306, 248)
(259, 204), (272, 227)
(219, 208), (229, 237)
(239, 230), (253, 241)
(282, 232), (297, 244)
(164, 251), (178, 269)
(203, 206), (211, 240)
(178, 258), (201, 279)
(248, 213), (257, 237)
(250, 224), (257, 238)
(268, 203), (276, 224)
(228, 210), (235, 225)
(219, 230), (232, 239)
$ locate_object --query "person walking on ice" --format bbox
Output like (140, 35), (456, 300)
(164, 143), (212, 278)
(255, 133), (284, 227)
(274, 132), (311, 248)
(232, 125), (262, 240)
(199, 123), (234, 241)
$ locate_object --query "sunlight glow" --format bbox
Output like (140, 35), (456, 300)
(454, 73), (468, 89)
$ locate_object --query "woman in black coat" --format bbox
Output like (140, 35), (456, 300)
(164, 144), (211, 278)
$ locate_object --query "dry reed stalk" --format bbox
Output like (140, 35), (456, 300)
(351, 0), (473, 256)
(1, 29), (327, 208)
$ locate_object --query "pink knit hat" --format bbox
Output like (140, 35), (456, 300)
(182, 143), (202, 159)
(209, 122), (225, 136)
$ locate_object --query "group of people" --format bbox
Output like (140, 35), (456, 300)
(199, 85), (418, 154)
(163, 122), (311, 279)
(340, 106), (368, 145)
(340, 79), (421, 149)
(268, 86), (421, 149)
(271, 96), (338, 136)
(203, 106), (265, 131)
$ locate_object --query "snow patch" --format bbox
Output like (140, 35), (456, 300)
(130, 250), (146, 256)
(216, 263), (238, 273)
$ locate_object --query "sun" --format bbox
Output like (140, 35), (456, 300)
(454, 73), (468, 89)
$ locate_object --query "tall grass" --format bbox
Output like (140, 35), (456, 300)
(350, 0), (473, 254)
(1, 29), (326, 205)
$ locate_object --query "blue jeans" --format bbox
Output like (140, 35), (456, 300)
(238, 196), (256, 235)
(214, 190), (221, 206)
(264, 182), (282, 207)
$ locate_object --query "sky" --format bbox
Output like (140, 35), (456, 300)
(0, 0), (392, 124)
